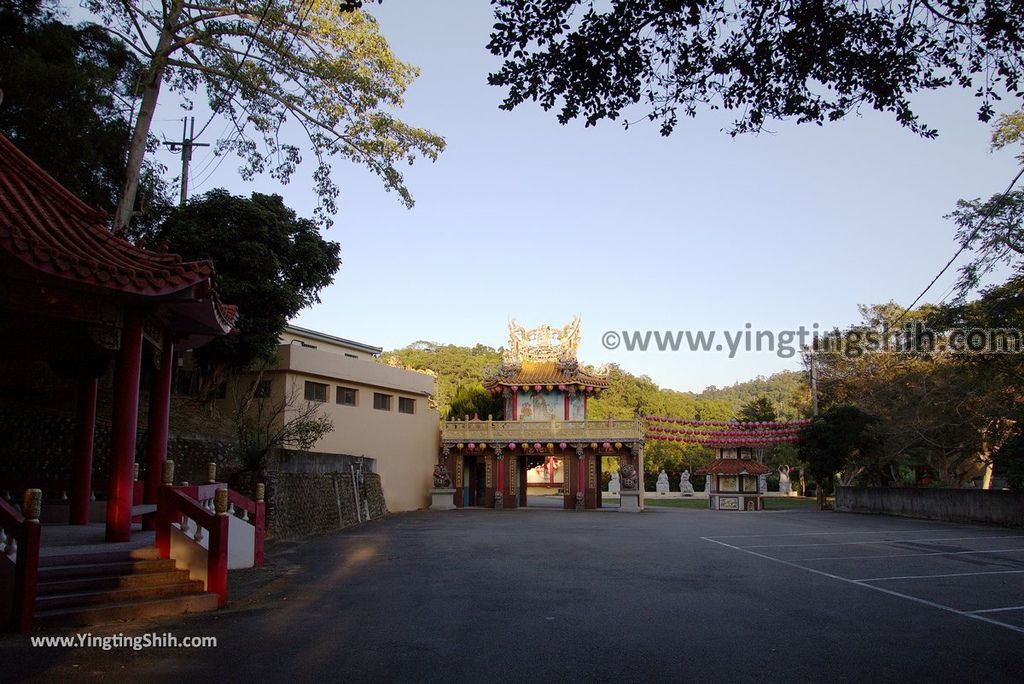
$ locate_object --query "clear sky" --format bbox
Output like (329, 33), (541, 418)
(133, 1), (1021, 393)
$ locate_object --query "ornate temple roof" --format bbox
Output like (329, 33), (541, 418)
(0, 134), (220, 299)
(484, 317), (609, 392)
(697, 459), (770, 475)
(0, 134), (236, 343)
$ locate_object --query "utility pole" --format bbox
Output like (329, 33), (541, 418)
(164, 117), (209, 207)
(809, 350), (819, 417)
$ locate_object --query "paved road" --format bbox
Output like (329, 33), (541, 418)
(5, 507), (1023, 683)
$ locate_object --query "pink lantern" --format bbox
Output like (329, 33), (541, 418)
(558, 384), (566, 391)
(534, 385), (542, 392)
(533, 443), (542, 451)
(508, 442), (516, 450)
(468, 443), (476, 450)
(559, 442), (567, 450)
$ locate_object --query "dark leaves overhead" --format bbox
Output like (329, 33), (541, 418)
(487, 0), (1024, 136)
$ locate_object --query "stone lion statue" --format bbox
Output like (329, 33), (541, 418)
(619, 464), (639, 490)
(433, 463), (452, 489)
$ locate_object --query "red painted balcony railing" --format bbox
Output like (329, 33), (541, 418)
(0, 491), (41, 632)
(155, 484), (229, 607)
(226, 489), (266, 568)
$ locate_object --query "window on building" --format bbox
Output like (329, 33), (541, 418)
(337, 386), (357, 406)
(252, 379), (271, 398)
(344, 353), (358, 359)
(398, 397), (415, 414)
(373, 393), (392, 411)
(304, 381), (328, 403)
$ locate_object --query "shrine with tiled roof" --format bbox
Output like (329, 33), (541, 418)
(438, 318), (645, 512)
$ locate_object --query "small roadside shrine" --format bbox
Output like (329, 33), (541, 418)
(645, 417), (808, 511)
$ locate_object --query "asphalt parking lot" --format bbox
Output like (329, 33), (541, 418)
(4, 506), (1023, 683)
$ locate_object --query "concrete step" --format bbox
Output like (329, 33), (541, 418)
(39, 546), (160, 567)
(35, 579), (205, 611)
(36, 569), (192, 595)
(33, 593), (220, 629)
(37, 558), (176, 581)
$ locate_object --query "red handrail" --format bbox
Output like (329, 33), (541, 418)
(226, 489), (265, 568)
(0, 494), (40, 632)
(154, 486), (228, 607)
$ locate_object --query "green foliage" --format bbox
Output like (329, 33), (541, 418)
(381, 343), (503, 417)
(153, 190), (341, 380)
(83, 0), (445, 230)
(738, 396), (779, 423)
(993, 430), (1024, 489)
(0, 0), (172, 234)
(799, 405), (878, 492)
(487, 0), (1024, 137)
(446, 383), (503, 421)
(947, 191), (1024, 298)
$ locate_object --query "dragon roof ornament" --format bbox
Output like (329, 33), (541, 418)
(505, 316), (582, 363)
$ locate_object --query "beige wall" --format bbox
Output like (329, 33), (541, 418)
(266, 342), (439, 512)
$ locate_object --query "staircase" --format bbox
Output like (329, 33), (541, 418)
(33, 547), (219, 628)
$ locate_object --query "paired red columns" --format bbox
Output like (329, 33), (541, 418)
(105, 313), (144, 542)
(144, 335), (174, 528)
(70, 377), (98, 525)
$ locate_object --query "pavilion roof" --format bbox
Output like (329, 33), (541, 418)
(0, 134), (215, 298)
(485, 361), (610, 391)
(697, 459), (770, 475)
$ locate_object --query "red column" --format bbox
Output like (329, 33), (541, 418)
(564, 394), (570, 420)
(144, 336), (174, 529)
(70, 377), (98, 525)
(511, 391), (518, 420)
(106, 313), (144, 542)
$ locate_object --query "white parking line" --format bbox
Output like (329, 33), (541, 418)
(968, 606), (1024, 614)
(702, 536), (1024, 635)
(798, 548), (1024, 562)
(709, 527), (972, 539)
(856, 569), (1024, 582)
(739, 535), (1024, 549)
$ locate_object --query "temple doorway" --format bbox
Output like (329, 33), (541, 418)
(462, 455), (486, 507)
(523, 454), (564, 508)
(598, 455), (620, 509)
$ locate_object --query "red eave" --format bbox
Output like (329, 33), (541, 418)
(0, 134), (214, 297)
(697, 459), (770, 475)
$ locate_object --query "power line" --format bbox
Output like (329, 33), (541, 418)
(893, 165), (1024, 325)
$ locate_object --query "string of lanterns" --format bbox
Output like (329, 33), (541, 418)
(643, 415), (809, 446)
(452, 441), (624, 452)
(489, 383), (605, 395)
(645, 416), (812, 428)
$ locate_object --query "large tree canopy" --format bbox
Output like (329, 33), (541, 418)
(84, 0), (444, 232)
(487, 0), (1024, 137)
(0, 0), (172, 231)
(153, 189), (341, 382)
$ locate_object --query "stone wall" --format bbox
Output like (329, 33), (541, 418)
(0, 403), (239, 492)
(260, 471), (386, 538)
(836, 486), (1024, 527)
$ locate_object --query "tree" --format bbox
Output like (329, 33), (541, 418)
(487, 0), (1024, 137)
(231, 375), (334, 473)
(83, 1), (444, 232)
(152, 189), (341, 385)
(0, 0), (172, 232)
(993, 429), (1024, 489)
(799, 405), (878, 509)
(738, 396), (778, 423)
(947, 111), (1024, 298)
(446, 383), (504, 420)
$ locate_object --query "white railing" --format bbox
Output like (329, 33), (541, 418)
(441, 419), (643, 443)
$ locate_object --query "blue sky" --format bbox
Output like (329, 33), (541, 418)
(130, 1), (1020, 392)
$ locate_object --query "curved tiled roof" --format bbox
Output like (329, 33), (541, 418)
(0, 134), (215, 297)
(697, 459), (770, 475)
(485, 361), (610, 390)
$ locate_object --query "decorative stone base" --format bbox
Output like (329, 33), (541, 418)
(619, 490), (641, 513)
(429, 488), (456, 511)
(494, 491), (504, 510)
(575, 491), (584, 511)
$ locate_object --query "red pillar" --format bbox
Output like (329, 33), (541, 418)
(144, 336), (174, 529)
(106, 312), (144, 542)
(70, 377), (98, 525)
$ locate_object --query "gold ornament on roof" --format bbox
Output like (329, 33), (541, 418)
(505, 316), (582, 363)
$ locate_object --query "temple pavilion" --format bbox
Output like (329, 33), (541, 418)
(439, 318), (644, 510)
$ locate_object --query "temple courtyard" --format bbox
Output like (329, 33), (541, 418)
(4, 508), (1024, 682)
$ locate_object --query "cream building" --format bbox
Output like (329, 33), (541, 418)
(253, 325), (439, 512)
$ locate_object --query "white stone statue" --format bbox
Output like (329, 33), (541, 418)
(704, 474), (711, 494)
(608, 470), (621, 495)
(779, 465), (792, 496)
(758, 474), (767, 494)
(656, 470), (670, 494)
(679, 470), (694, 496)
